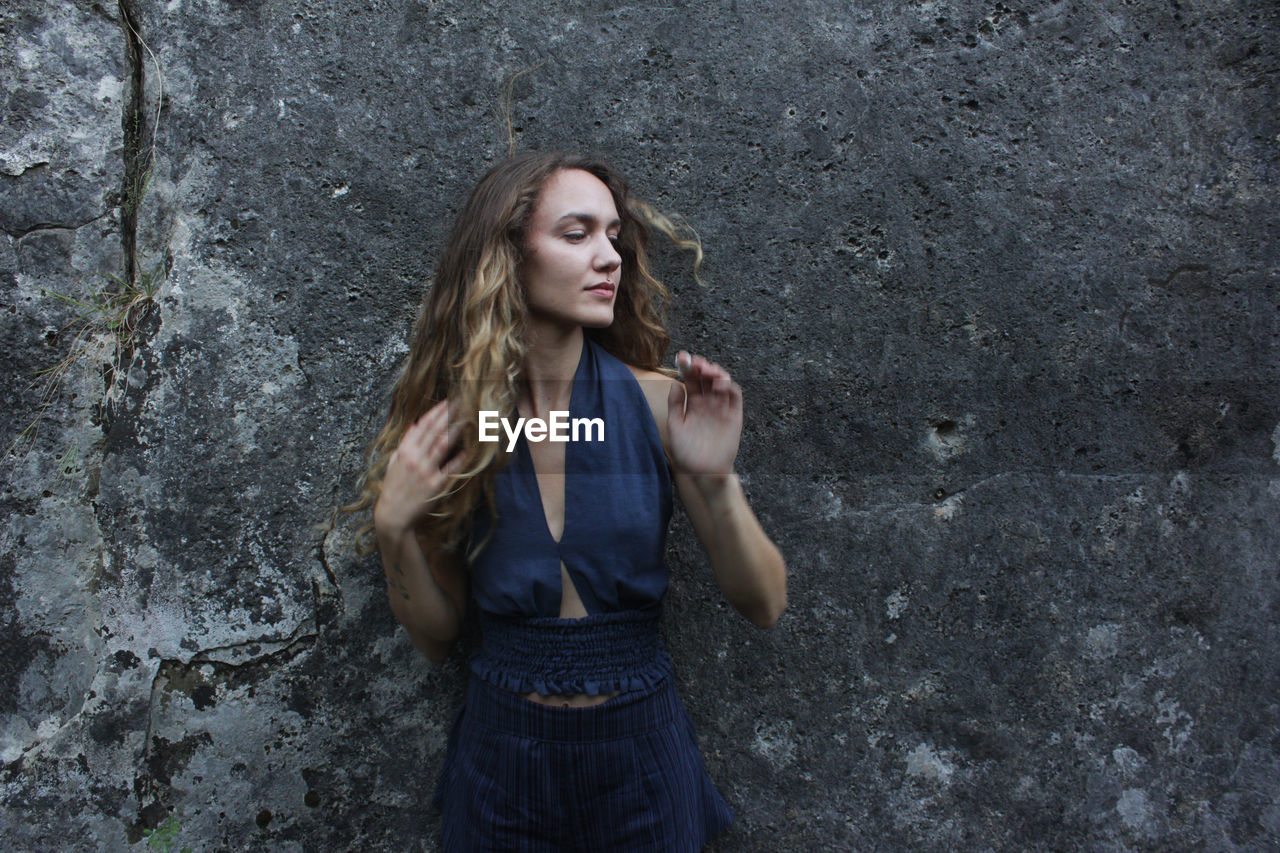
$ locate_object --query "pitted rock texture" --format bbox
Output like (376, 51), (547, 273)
(3, 1), (1278, 850)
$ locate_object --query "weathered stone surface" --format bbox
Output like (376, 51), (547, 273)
(2, 0), (1278, 850)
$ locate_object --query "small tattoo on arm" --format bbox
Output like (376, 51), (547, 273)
(385, 577), (411, 601)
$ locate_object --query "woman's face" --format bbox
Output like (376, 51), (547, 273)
(522, 168), (622, 331)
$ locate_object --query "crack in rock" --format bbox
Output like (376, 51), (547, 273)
(7, 211), (114, 241)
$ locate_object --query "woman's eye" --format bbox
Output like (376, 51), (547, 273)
(564, 231), (586, 242)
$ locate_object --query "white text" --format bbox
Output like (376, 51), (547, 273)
(478, 410), (604, 451)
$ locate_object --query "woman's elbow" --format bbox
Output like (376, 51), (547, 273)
(417, 634), (454, 664)
(400, 613), (457, 662)
(749, 591), (787, 629)
(746, 565), (788, 629)
(387, 593), (459, 661)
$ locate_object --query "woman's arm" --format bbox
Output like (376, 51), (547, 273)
(675, 471), (787, 629)
(373, 399), (469, 662)
(630, 356), (788, 628)
(376, 525), (468, 663)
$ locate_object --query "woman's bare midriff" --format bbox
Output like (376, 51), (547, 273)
(520, 690), (619, 708)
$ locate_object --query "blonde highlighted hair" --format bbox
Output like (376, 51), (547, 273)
(345, 151), (702, 555)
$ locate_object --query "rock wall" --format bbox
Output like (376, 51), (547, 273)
(3, 1), (1278, 850)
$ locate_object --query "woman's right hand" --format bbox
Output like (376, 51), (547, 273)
(373, 399), (465, 535)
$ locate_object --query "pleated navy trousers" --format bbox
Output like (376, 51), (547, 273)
(434, 675), (733, 852)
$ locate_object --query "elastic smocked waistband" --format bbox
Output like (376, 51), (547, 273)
(470, 609), (672, 697)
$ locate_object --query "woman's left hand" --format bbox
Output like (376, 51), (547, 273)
(666, 350), (743, 475)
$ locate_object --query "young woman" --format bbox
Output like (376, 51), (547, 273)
(355, 151), (786, 851)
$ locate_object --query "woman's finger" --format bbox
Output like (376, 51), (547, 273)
(403, 404), (435, 450)
(441, 447), (466, 477)
(675, 350), (692, 380)
(401, 409), (427, 447)
(413, 399), (451, 451)
(712, 376), (741, 396)
(667, 377), (686, 423)
(429, 410), (466, 464)
(685, 354), (733, 394)
(704, 360), (730, 382)
(686, 355), (710, 395)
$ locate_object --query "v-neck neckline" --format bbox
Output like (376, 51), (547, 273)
(517, 338), (589, 548)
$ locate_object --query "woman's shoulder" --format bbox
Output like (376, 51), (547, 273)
(623, 363), (677, 450)
(623, 363), (678, 399)
(623, 363), (674, 384)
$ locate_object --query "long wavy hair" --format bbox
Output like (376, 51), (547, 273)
(346, 151), (702, 556)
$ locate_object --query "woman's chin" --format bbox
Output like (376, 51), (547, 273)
(579, 307), (616, 329)
(527, 306), (615, 332)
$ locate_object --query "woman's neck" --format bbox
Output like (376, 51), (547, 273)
(518, 325), (583, 419)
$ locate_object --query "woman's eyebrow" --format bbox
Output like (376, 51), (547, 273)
(556, 212), (622, 229)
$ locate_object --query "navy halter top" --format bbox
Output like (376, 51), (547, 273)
(466, 335), (675, 695)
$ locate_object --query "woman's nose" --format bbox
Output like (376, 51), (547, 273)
(596, 237), (621, 271)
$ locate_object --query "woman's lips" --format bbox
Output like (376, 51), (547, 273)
(586, 283), (615, 297)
